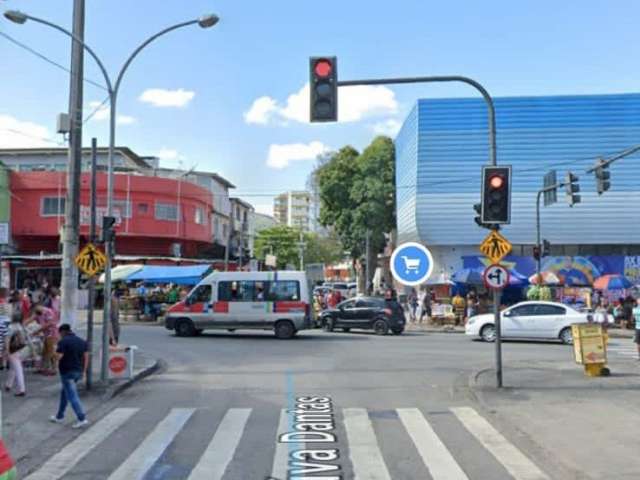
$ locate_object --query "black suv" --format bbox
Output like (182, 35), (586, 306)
(320, 296), (406, 335)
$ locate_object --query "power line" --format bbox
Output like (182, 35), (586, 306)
(0, 30), (107, 91)
(83, 96), (110, 124)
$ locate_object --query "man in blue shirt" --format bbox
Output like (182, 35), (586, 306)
(634, 298), (640, 360)
(49, 324), (89, 428)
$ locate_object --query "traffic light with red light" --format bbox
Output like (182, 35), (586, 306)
(309, 56), (337, 122)
(481, 166), (511, 224)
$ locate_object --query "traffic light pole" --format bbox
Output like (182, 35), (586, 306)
(336, 73), (500, 386)
(535, 181), (563, 279)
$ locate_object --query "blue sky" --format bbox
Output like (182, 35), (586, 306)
(1, 0), (639, 214)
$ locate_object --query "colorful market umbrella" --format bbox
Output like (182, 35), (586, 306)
(508, 270), (530, 286)
(593, 274), (632, 291)
(528, 271), (561, 285)
(452, 268), (484, 285)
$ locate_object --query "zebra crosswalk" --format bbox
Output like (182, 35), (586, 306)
(607, 341), (639, 359)
(21, 405), (550, 480)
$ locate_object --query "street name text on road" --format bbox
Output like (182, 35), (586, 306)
(479, 230), (512, 264)
(75, 243), (107, 277)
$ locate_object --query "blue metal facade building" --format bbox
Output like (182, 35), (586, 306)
(395, 93), (640, 253)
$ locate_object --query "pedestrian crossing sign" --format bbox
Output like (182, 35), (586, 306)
(479, 230), (512, 264)
(75, 243), (107, 277)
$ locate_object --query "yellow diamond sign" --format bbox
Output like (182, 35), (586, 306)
(75, 243), (107, 277)
(479, 230), (512, 264)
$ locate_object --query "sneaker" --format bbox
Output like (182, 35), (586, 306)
(49, 416), (64, 424)
(71, 419), (89, 429)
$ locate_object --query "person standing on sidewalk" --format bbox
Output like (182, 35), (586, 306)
(0, 288), (11, 370)
(633, 298), (640, 360)
(4, 313), (27, 397)
(31, 305), (58, 375)
(50, 324), (89, 428)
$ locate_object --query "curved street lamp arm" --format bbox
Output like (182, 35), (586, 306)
(114, 19), (199, 94)
(338, 75), (497, 166)
(23, 13), (113, 94)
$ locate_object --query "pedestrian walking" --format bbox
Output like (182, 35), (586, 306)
(452, 292), (466, 326)
(4, 314), (27, 396)
(0, 288), (11, 370)
(408, 289), (418, 322)
(633, 298), (640, 361)
(50, 324), (89, 428)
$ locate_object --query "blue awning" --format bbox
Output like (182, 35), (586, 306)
(126, 264), (211, 285)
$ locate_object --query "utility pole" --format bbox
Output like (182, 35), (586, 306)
(86, 138), (97, 390)
(59, 0), (85, 328)
(365, 229), (371, 294)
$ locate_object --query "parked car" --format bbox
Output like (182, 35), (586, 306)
(465, 300), (593, 344)
(313, 286), (331, 297)
(320, 296), (406, 335)
(331, 282), (350, 297)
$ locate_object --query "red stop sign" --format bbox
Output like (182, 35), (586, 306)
(109, 355), (127, 374)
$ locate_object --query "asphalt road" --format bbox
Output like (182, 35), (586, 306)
(18, 325), (573, 479)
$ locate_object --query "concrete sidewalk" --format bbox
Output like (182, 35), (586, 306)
(470, 356), (640, 479)
(1, 334), (160, 464)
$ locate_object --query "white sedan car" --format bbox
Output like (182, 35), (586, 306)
(465, 301), (593, 344)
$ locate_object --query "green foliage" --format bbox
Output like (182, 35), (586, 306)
(316, 136), (396, 263)
(254, 225), (343, 269)
(526, 285), (552, 300)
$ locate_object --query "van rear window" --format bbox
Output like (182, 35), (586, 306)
(218, 280), (300, 302)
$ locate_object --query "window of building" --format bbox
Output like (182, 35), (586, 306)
(138, 203), (149, 215)
(195, 207), (205, 225)
(41, 197), (66, 216)
(214, 217), (220, 237)
(222, 223), (228, 239)
(236, 206), (241, 220)
(155, 202), (178, 221)
(96, 197), (131, 218)
(54, 163), (67, 172)
(243, 211), (247, 223)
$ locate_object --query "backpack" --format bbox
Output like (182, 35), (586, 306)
(9, 328), (26, 354)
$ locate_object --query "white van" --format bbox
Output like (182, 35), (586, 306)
(165, 271), (311, 339)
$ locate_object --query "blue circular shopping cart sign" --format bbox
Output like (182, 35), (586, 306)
(390, 242), (434, 286)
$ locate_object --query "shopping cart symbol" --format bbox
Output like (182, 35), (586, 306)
(401, 255), (421, 274)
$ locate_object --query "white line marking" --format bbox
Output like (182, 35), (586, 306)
(271, 409), (300, 480)
(187, 408), (251, 480)
(451, 407), (549, 480)
(24, 408), (139, 480)
(397, 408), (469, 479)
(344, 408), (392, 480)
(107, 408), (195, 480)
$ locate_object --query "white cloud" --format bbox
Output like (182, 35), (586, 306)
(243, 96), (277, 124)
(371, 119), (402, 136)
(0, 114), (56, 147)
(244, 83), (398, 125)
(267, 141), (330, 169)
(139, 88), (195, 108)
(156, 147), (186, 161)
(88, 101), (136, 125)
(254, 204), (274, 216)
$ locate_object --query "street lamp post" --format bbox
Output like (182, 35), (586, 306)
(4, 9), (219, 382)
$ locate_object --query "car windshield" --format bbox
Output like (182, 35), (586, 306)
(9, 3), (636, 478)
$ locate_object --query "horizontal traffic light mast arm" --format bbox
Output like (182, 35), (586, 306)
(337, 75), (496, 167)
(585, 144), (640, 173)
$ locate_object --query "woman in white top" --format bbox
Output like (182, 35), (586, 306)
(4, 313), (27, 396)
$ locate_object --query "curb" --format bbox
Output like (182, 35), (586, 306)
(406, 327), (465, 334)
(103, 357), (167, 401)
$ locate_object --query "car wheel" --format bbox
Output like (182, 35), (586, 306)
(175, 319), (195, 337)
(391, 327), (404, 335)
(559, 327), (573, 345)
(323, 318), (334, 332)
(342, 328), (351, 333)
(275, 320), (296, 339)
(480, 324), (496, 343)
(373, 319), (389, 335)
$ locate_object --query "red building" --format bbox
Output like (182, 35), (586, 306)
(11, 171), (215, 257)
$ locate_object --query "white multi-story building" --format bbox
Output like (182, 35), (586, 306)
(230, 197), (255, 263)
(273, 190), (311, 231)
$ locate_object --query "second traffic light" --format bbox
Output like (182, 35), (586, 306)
(564, 172), (581, 207)
(594, 159), (611, 195)
(309, 56), (338, 122)
(481, 166), (512, 224)
(101, 216), (116, 243)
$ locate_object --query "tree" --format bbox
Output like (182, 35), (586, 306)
(254, 225), (343, 269)
(254, 225), (300, 269)
(316, 136), (396, 288)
